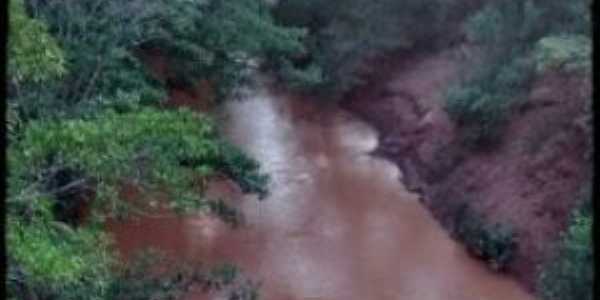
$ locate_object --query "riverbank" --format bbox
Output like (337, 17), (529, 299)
(107, 76), (536, 299)
(343, 45), (592, 292)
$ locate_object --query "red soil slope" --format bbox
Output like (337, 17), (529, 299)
(343, 45), (592, 292)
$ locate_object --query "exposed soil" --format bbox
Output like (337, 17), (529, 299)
(343, 45), (592, 292)
(136, 47), (217, 112)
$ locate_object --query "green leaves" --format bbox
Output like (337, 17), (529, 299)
(454, 204), (516, 270)
(538, 199), (593, 300)
(534, 35), (592, 74)
(7, 107), (269, 298)
(9, 108), (268, 217)
(7, 2), (281, 299)
(8, 0), (66, 83)
(7, 217), (114, 297)
(142, 0), (305, 99)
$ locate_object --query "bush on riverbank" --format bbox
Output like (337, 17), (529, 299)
(445, 0), (591, 148)
(445, 56), (535, 148)
(454, 204), (516, 270)
(538, 187), (592, 300)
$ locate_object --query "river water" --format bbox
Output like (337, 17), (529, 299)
(108, 85), (535, 300)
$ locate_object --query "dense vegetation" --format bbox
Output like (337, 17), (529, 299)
(538, 187), (593, 300)
(270, 0), (466, 96)
(13, 0), (304, 120)
(6, 0), (303, 298)
(454, 204), (516, 271)
(445, 0), (591, 147)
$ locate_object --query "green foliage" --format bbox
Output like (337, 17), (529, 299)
(272, 0), (454, 97)
(8, 1), (287, 299)
(446, 57), (535, 147)
(16, 0), (166, 119)
(216, 146), (270, 199)
(447, 0), (591, 147)
(7, 107), (268, 299)
(7, 216), (114, 300)
(141, 0), (305, 99)
(16, 0), (304, 119)
(534, 35), (592, 74)
(8, 0), (66, 84)
(8, 229), (258, 300)
(454, 204), (516, 270)
(538, 192), (593, 300)
(8, 108), (268, 219)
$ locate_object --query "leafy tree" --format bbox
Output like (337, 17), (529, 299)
(18, 0), (304, 120)
(7, 0), (67, 137)
(7, 0), (66, 84)
(140, 0), (305, 99)
(7, 1), (294, 299)
(533, 35), (592, 74)
(8, 107), (268, 220)
(17, 0), (166, 119)
(7, 107), (269, 299)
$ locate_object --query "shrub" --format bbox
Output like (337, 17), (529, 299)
(454, 204), (516, 270)
(16, 0), (304, 120)
(8, 108), (269, 220)
(445, 85), (508, 135)
(7, 0), (66, 84)
(534, 35), (592, 74)
(16, 0), (166, 119)
(445, 56), (535, 148)
(449, 0), (591, 147)
(7, 107), (269, 299)
(538, 191), (592, 300)
(7, 215), (114, 300)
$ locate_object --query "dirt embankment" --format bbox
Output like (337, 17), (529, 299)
(136, 47), (217, 112)
(343, 46), (592, 292)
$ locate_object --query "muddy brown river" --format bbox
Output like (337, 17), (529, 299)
(109, 84), (535, 300)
